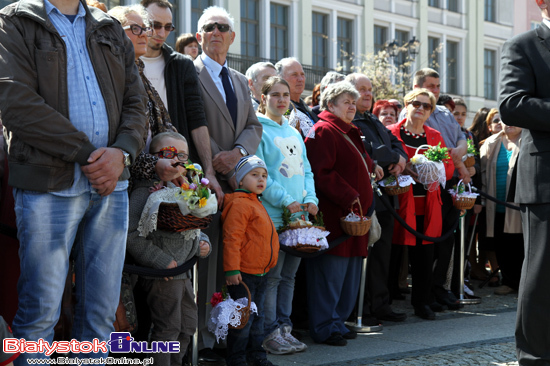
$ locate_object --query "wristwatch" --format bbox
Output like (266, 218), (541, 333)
(238, 146), (248, 157)
(119, 149), (131, 167)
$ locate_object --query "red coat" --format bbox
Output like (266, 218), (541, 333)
(387, 119), (455, 245)
(305, 110), (375, 257)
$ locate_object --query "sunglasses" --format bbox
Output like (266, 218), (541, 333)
(152, 146), (189, 162)
(123, 24), (152, 37)
(491, 118), (501, 123)
(410, 100), (433, 111)
(202, 22), (231, 33)
(152, 22), (175, 32)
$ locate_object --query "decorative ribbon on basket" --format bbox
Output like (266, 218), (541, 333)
(340, 198), (372, 237)
(409, 143), (450, 191)
(379, 175), (415, 196)
(207, 282), (257, 342)
(278, 206), (330, 253)
(448, 179), (479, 210)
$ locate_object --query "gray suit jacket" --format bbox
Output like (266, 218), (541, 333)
(194, 57), (262, 186)
(499, 23), (550, 204)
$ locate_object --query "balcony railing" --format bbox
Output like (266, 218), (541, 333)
(227, 53), (334, 91)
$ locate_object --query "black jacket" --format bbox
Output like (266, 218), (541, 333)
(162, 45), (207, 162)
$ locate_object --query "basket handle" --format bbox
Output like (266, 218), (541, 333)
(457, 179), (472, 194)
(414, 144), (432, 155)
(351, 197), (363, 218)
(239, 280), (252, 309)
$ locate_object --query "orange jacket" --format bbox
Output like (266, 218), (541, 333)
(222, 191), (279, 275)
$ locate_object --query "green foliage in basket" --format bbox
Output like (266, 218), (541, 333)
(278, 206), (324, 233)
(423, 142), (451, 163)
(383, 175), (397, 186)
(467, 139), (478, 155)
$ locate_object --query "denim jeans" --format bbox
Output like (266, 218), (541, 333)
(264, 250), (301, 336)
(226, 273), (267, 366)
(12, 189), (128, 364)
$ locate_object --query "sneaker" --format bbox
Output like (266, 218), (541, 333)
(262, 328), (295, 355)
(280, 325), (307, 352)
(494, 285), (515, 295)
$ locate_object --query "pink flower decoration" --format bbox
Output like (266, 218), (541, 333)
(210, 292), (224, 307)
(189, 183), (197, 190)
(201, 178), (209, 186)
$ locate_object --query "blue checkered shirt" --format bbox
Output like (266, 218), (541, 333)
(45, 0), (128, 196)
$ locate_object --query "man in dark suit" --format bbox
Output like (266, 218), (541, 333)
(193, 5), (262, 360)
(499, 1), (550, 364)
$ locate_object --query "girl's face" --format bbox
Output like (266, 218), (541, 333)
(183, 42), (199, 59)
(453, 105), (467, 127)
(489, 113), (503, 134)
(263, 82), (291, 118)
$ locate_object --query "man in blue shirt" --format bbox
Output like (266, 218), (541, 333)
(0, 0), (147, 362)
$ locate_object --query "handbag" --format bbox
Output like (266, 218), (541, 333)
(340, 133), (382, 246)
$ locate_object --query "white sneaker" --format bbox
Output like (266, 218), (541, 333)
(281, 325), (307, 352)
(262, 328), (295, 355)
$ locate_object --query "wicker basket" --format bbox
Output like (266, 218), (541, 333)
(157, 202), (213, 232)
(384, 184), (411, 196)
(280, 214), (326, 253)
(463, 155), (475, 168)
(228, 281), (251, 330)
(452, 180), (476, 210)
(340, 199), (371, 236)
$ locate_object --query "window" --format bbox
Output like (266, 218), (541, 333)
(337, 18), (353, 72)
(448, 0), (459, 12)
(164, 0), (178, 46)
(428, 36), (441, 72)
(484, 49), (496, 100)
(428, 0), (440, 7)
(270, 3), (289, 61)
(240, 0), (259, 58)
(312, 12), (328, 69)
(192, 0), (213, 34)
(484, 0), (495, 22)
(374, 25), (388, 54)
(394, 29), (410, 69)
(446, 41), (458, 94)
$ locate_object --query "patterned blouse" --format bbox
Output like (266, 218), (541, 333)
(129, 59), (177, 189)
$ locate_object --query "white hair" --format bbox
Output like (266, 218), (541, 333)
(274, 57), (301, 76)
(320, 71), (346, 94)
(197, 6), (235, 32)
(108, 5), (150, 27)
(320, 81), (360, 111)
(245, 62), (276, 82)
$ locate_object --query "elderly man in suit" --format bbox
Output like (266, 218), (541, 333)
(194, 5), (262, 361)
(499, 1), (550, 364)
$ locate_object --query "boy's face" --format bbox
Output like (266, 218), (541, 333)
(240, 167), (267, 194)
(153, 137), (189, 163)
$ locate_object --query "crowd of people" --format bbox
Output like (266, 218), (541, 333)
(0, 0), (546, 365)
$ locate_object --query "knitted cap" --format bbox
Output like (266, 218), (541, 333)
(235, 155), (267, 186)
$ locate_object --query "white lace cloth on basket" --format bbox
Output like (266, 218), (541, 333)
(288, 108), (315, 139)
(137, 184), (216, 240)
(279, 227), (329, 249)
(208, 296), (258, 342)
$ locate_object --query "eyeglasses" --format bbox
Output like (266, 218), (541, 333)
(152, 146), (189, 162)
(152, 22), (175, 32)
(491, 118), (501, 123)
(123, 24), (152, 36)
(410, 100), (433, 111)
(202, 22), (231, 33)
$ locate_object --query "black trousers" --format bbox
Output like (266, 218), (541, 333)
(516, 204), (550, 365)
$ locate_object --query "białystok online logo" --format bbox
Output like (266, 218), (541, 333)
(3, 333), (180, 356)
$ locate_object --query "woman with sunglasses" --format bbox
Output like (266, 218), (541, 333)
(386, 89), (455, 321)
(108, 6), (185, 187)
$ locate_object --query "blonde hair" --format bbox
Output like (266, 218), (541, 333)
(485, 108), (499, 127)
(150, 132), (188, 153)
(108, 5), (150, 27)
(403, 88), (437, 112)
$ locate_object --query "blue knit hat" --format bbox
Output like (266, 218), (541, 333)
(235, 155), (267, 186)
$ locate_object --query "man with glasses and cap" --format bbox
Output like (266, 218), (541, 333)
(140, 0), (223, 206)
(193, 5), (262, 363)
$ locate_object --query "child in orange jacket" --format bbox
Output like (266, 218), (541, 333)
(221, 155), (279, 366)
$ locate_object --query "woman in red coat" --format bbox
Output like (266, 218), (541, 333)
(387, 89), (454, 320)
(304, 81), (383, 346)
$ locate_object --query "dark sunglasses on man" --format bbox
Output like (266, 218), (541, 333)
(152, 21), (175, 32)
(123, 24), (152, 37)
(410, 100), (433, 111)
(202, 22), (231, 33)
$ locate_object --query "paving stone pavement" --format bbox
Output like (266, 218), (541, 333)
(266, 277), (520, 366)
